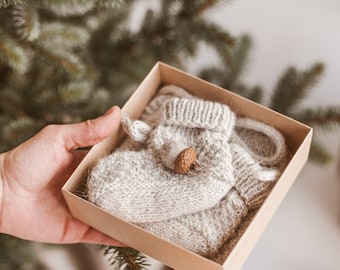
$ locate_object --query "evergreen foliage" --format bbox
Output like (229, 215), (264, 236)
(0, 0), (339, 269)
(199, 35), (340, 165)
(0, 234), (47, 270)
(101, 246), (150, 270)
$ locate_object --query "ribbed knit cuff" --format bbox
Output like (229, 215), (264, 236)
(163, 98), (235, 133)
(235, 175), (276, 208)
(231, 143), (278, 208)
(233, 117), (287, 166)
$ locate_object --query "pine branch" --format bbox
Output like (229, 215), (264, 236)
(89, 7), (129, 50)
(225, 34), (252, 89)
(191, 18), (234, 62)
(292, 106), (340, 132)
(12, 2), (40, 41)
(0, 29), (29, 73)
(96, 0), (124, 9)
(197, 34), (262, 102)
(196, 18), (235, 47)
(30, 86), (58, 110)
(308, 139), (333, 164)
(63, 244), (104, 270)
(1, 117), (41, 151)
(101, 246), (150, 270)
(181, 0), (221, 17)
(37, 0), (96, 17)
(82, 88), (112, 117)
(0, 0), (21, 8)
(59, 81), (92, 106)
(35, 46), (85, 78)
(38, 22), (89, 48)
(199, 66), (227, 85)
(0, 87), (23, 117)
(198, 67), (264, 103)
(0, 235), (48, 270)
(233, 84), (264, 103)
(0, 62), (12, 87)
(194, 0), (219, 15)
(270, 62), (324, 114)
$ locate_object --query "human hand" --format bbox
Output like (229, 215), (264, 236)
(0, 106), (123, 246)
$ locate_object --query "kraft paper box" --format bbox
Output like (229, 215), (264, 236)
(62, 62), (312, 270)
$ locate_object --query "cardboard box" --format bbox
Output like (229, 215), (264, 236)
(62, 62), (312, 270)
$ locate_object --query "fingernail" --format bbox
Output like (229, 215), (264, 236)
(104, 106), (120, 116)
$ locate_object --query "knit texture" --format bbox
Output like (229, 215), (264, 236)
(231, 117), (288, 208)
(87, 91), (236, 223)
(138, 116), (287, 257)
(231, 117), (287, 167)
(138, 189), (248, 258)
(86, 85), (288, 259)
(211, 209), (258, 264)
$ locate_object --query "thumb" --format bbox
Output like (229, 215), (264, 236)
(62, 106), (121, 151)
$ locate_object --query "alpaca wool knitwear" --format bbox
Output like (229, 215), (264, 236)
(138, 189), (248, 258)
(86, 85), (288, 259)
(87, 92), (236, 223)
(138, 117), (287, 257)
(141, 84), (194, 129)
(230, 117), (288, 208)
(232, 117), (287, 167)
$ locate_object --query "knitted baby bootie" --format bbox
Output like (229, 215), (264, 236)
(86, 84), (288, 261)
(149, 97), (236, 174)
(87, 92), (236, 223)
(230, 117), (288, 208)
(139, 117), (288, 259)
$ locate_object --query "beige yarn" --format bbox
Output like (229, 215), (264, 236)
(138, 117), (287, 257)
(86, 85), (288, 259)
(138, 189), (248, 258)
(87, 91), (236, 223)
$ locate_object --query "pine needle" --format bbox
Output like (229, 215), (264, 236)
(38, 22), (89, 48)
(39, 0), (95, 17)
(101, 246), (150, 270)
(193, 18), (234, 61)
(233, 84), (264, 103)
(0, 0), (21, 8)
(97, 0), (124, 9)
(0, 29), (29, 73)
(59, 81), (92, 105)
(270, 62), (324, 114)
(308, 140), (333, 165)
(194, 0), (219, 15)
(0, 87), (22, 116)
(198, 66), (226, 85)
(1, 117), (40, 151)
(35, 46), (85, 78)
(12, 2), (40, 41)
(225, 34), (252, 89)
(84, 88), (111, 116)
(293, 106), (340, 132)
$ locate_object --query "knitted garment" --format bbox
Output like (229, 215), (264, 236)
(138, 117), (287, 257)
(138, 189), (247, 258)
(231, 117), (288, 208)
(87, 92), (236, 223)
(86, 85), (288, 259)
